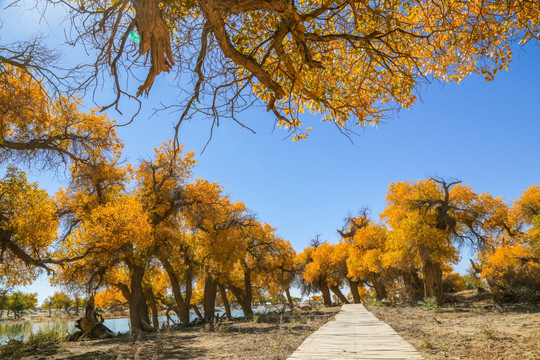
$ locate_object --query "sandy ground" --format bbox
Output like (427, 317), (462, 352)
(4, 308), (339, 360)
(3, 292), (539, 360)
(368, 292), (540, 360)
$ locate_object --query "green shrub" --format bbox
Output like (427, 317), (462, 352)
(419, 297), (441, 311)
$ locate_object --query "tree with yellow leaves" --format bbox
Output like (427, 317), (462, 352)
(479, 185), (540, 303)
(63, 0), (539, 139)
(222, 222), (296, 316)
(1, 66), (121, 165)
(382, 178), (506, 305)
(297, 240), (350, 306)
(346, 223), (390, 301)
(0, 64), (121, 287)
(54, 142), (196, 332)
(0, 167), (58, 286)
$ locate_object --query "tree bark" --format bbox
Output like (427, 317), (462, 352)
(160, 257), (192, 324)
(191, 304), (204, 321)
(71, 295), (114, 340)
(422, 258), (444, 305)
(218, 283), (232, 320)
(347, 278), (362, 303)
(370, 273), (387, 300)
(203, 274), (217, 322)
(228, 270), (254, 317)
(144, 286), (160, 330)
(329, 284), (349, 304)
(129, 265), (154, 332)
(285, 288), (294, 309)
(402, 267), (424, 303)
(319, 279), (333, 306)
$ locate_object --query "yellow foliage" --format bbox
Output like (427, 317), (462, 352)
(0, 167), (58, 286)
(0, 66), (122, 163)
(95, 287), (128, 308)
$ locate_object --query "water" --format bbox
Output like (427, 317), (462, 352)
(0, 309), (270, 344)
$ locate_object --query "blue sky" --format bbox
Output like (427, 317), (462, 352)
(2, 2), (540, 303)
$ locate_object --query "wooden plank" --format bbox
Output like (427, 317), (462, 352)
(287, 304), (423, 360)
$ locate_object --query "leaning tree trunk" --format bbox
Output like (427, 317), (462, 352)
(329, 284), (350, 304)
(191, 304), (204, 321)
(318, 279), (333, 306)
(129, 265), (154, 332)
(160, 257), (192, 324)
(347, 278), (362, 303)
(218, 283), (232, 320)
(285, 288), (294, 309)
(422, 257), (444, 305)
(203, 274), (217, 322)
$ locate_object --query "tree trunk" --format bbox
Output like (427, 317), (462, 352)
(347, 278), (362, 303)
(203, 274), (217, 322)
(218, 283), (232, 320)
(241, 270), (253, 317)
(228, 270), (254, 317)
(402, 267), (424, 304)
(329, 284), (349, 304)
(370, 273), (387, 300)
(144, 286), (160, 330)
(285, 288), (294, 309)
(129, 265), (154, 332)
(319, 279), (333, 306)
(423, 258), (444, 305)
(70, 295), (114, 340)
(160, 257), (192, 324)
(191, 304), (203, 321)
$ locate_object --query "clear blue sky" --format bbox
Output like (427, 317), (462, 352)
(3, 2), (540, 303)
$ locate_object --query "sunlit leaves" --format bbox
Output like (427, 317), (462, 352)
(0, 167), (58, 286)
(69, 0), (540, 140)
(0, 66), (122, 166)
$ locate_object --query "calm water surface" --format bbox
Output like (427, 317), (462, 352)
(0, 309), (259, 344)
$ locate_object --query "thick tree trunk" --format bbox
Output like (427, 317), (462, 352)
(402, 267), (424, 304)
(218, 283), (232, 320)
(370, 273), (387, 301)
(319, 279), (333, 306)
(329, 284), (349, 304)
(129, 265), (154, 333)
(347, 278), (362, 303)
(241, 270), (253, 317)
(144, 286), (160, 330)
(285, 288), (294, 309)
(203, 274), (217, 322)
(422, 258), (443, 305)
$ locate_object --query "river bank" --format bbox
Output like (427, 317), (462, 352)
(1, 307), (340, 359)
(0, 305), (280, 345)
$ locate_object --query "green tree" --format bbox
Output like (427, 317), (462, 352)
(8, 292), (37, 318)
(49, 292), (73, 313)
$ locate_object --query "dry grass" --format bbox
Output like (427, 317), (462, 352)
(368, 296), (540, 360)
(14, 308), (339, 360)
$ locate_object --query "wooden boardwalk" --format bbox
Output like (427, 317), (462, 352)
(288, 304), (423, 360)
